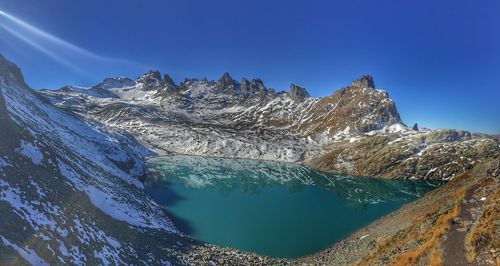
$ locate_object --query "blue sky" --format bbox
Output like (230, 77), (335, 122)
(0, 0), (499, 133)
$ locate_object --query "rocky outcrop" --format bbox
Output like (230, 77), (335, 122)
(296, 77), (403, 135)
(163, 74), (176, 88)
(0, 88), (18, 150)
(412, 123), (419, 131)
(0, 54), (26, 88)
(352, 74), (375, 88)
(289, 83), (310, 102)
(310, 131), (500, 180)
(216, 72), (238, 92)
(0, 56), (20, 150)
(425, 129), (472, 144)
(136, 70), (162, 90)
(487, 157), (499, 178)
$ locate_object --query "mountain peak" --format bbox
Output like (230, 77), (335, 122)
(218, 72), (236, 84)
(0, 54), (26, 87)
(163, 74), (176, 87)
(217, 72), (238, 91)
(137, 70), (162, 85)
(352, 74), (375, 89)
(289, 83), (310, 102)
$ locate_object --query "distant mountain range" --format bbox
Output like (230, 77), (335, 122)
(40, 68), (499, 180)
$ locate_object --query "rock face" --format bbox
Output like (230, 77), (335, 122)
(425, 129), (472, 144)
(136, 70), (162, 89)
(487, 157), (500, 177)
(311, 130), (499, 180)
(217, 72), (237, 92)
(352, 74), (375, 88)
(289, 83), (310, 102)
(0, 84), (18, 150)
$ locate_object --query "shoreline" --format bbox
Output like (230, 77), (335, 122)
(141, 154), (445, 263)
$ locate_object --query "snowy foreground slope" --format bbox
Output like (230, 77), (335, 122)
(0, 55), (281, 265)
(41, 71), (500, 180)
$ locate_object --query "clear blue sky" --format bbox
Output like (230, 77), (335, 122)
(0, 0), (499, 133)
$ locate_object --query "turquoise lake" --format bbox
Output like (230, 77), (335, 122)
(145, 156), (438, 259)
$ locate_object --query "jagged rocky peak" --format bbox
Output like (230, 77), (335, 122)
(137, 70), (162, 87)
(217, 72), (238, 91)
(289, 83), (310, 102)
(163, 74), (176, 87)
(240, 78), (269, 99)
(352, 74), (376, 89)
(134, 70), (178, 92)
(0, 54), (26, 87)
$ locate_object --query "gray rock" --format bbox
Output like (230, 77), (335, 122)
(352, 74), (376, 89)
(412, 123), (419, 131)
(425, 129), (472, 144)
(289, 83), (310, 102)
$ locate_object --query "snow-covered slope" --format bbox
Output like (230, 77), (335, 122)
(0, 54), (182, 264)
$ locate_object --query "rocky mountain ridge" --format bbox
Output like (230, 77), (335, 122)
(40, 71), (408, 164)
(39, 70), (499, 181)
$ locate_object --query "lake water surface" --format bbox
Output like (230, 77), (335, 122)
(145, 156), (438, 259)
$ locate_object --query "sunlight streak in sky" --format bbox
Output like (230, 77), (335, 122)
(0, 9), (144, 73)
(0, 24), (87, 74)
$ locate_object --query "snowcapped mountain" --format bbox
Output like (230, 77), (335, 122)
(0, 54), (283, 265)
(39, 70), (499, 181)
(40, 71), (405, 163)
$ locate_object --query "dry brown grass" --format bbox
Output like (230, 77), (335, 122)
(388, 203), (459, 265)
(355, 180), (468, 266)
(429, 245), (443, 266)
(465, 178), (500, 263)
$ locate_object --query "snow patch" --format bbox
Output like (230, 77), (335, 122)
(57, 160), (177, 232)
(367, 123), (408, 135)
(17, 140), (43, 165)
(0, 157), (9, 168)
(0, 179), (57, 230)
(0, 235), (49, 266)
